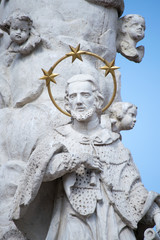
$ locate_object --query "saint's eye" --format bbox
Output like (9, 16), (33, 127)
(69, 94), (76, 99)
(82, 93), (90, 98)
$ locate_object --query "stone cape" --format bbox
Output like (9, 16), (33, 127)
(11, 124), (160, 240)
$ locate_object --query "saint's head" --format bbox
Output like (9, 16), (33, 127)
(65, 74), (104, 122)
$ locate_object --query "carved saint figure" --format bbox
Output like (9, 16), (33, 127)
(11, 74), (160, 240)
(109, 102), (137, 133)
(117, 14), (145, 63)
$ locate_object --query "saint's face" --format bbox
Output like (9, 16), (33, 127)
(120, 107), (137, 130)
(68, 81), (95, 113)
(10, 19), (30, 45)
(127, 17), (145, 41)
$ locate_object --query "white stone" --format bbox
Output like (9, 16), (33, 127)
(9, 75), (160, 240)
(144, 228), (160, 240)
(0, 1), (159, 240)
(0, 1), (124, 237)
(108, 101), (137, 133)
(117, 14), (145, 63)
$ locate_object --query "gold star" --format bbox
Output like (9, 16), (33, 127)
(40, 68), (59, 86)
(66, 44), (83, 63)
(100, 59), (120, 77)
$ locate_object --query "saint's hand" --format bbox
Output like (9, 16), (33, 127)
(67, 153), (93, 170)
(84, 155), (103, 172)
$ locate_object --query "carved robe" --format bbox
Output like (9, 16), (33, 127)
(11, 124), (159, 240)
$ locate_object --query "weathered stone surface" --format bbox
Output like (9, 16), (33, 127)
(86, 0), (124, 16)
(9, 75), (160, 239)
(0, 1), (158, 240)
(117, 14), (145, 63)
(108, 101), (137, 133)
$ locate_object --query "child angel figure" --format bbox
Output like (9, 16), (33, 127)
(0, 9), (41, 60)
(117, 14), (145, 63)
(109, 102), (137, 133)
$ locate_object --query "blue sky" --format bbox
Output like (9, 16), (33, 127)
(116, 1), (160, 192)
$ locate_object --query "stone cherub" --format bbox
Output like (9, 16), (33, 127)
(109, 101), (137, 133)
(0, 9), (41, 66)
(117, 14), (145, 63)
(11, 74), (160, 240)
(0, 9), (44, 108)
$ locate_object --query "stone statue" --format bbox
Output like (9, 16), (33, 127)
(11, 75), (160, 240)
(0, 9), (41, 66)
(0, 0), (158, 239)
(109, 101), (137, 133)
(117, 14), (145, 63)
(0, 9), (43, 110)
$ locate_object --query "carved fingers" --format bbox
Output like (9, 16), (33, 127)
(66, 153), (103, 172)
(85, 155), (103, 172)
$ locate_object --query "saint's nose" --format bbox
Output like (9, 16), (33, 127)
(76, 94), (83, 105)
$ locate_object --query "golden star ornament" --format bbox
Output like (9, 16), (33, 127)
(100, 59), (119, 77)
(40, 68), (59, 86)
(66, 44), (83, 63)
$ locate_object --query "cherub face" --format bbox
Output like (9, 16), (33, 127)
(10, 19), (30, 45)
(120, 107), (137, 130)
(127, 17), (145, 41)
